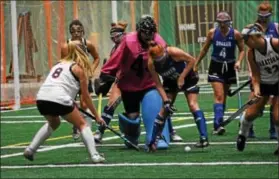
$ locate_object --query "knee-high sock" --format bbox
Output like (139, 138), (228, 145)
(83, 109), (93, 128)
(28, 123), (53, 152)
(269, 105), (275, 133)
(98, 105), (115, 134)
(81, 126), (98, 157)
(193, 110), (208, 139)
(213, 103), (224, 129)
(238, 113), (253, 137)
(150, 115), (166, 145)
(168, 117), (174, 134)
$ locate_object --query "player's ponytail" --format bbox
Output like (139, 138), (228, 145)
(62, 42), (93, 78)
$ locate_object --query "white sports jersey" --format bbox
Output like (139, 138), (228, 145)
(37, 61), (80, 106)
(254, 38), (279, 84)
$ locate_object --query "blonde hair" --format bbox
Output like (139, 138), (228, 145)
(62, 42), (93, 78)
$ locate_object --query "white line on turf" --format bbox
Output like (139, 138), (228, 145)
(1, 141), (276, 149)
(1, 161), (277, 169)
(0, 116), (204, 124)
(1, 121), (215, 159)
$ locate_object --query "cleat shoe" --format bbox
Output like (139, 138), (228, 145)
(269, 131), (277, 140)
(92, 153), (105, 163)
(194, 137), (209, 148)
(213, 126), (226, 135)
(94, 130), (103, 143)
(170, 133), (183, 142)
(236, 134), (246, 151)
(72, 127), (80, 140)
(23, 148), (34, 161)
(274, 147), (279, 155)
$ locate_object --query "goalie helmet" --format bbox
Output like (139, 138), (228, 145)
(136, 15), (157, 41)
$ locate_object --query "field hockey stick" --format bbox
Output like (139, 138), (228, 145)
(228, 79), (251, 97)
(220, 97), (260, 127)
(98, 93), (102, 115)
(79, 108), (140, 151)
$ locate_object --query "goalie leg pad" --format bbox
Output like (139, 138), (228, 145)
(98, 105), (115, 134)
(141, 89), (170, 149)
(118, 113), (141, 148)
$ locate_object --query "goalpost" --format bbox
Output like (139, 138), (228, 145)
(10, 0), (20, 110)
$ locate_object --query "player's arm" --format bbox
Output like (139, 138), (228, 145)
(61, 43), (69, 59)
(87, 41), (100, 73)
(195, 29), (214, 71)
(234, 30), (245, 71)
(247, 49), (261, 97)
(169, 46), (196, 79)
(147, 56), (169, 102)
(72, 64), (104, 124)
(275, 22), (278, 35)
(271, 38), (279, 53)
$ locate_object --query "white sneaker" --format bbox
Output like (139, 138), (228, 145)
(23, 148), (34, 161)
(94, 130), (103, 143)
(72, 127), (80, 140)
(92, 153), (105, 163)
(170, 133), (183, 142)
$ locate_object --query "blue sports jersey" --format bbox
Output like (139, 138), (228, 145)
(265, 22), (279, 38)
(154, 55), (185, 80)
(211, 28), (236, 62)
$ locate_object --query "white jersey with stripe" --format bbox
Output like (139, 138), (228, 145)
(254, 38), (279, 84)
(37, 61), (80, 106)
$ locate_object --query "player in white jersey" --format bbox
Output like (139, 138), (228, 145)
(237, 23), (279, 155)
(23, 42), (106, 163)
(61, 19), (100, 140)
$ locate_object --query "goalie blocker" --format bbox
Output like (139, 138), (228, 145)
(94, 73), (117, 96)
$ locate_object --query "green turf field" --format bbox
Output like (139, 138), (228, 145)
(1, 92), (278, 178)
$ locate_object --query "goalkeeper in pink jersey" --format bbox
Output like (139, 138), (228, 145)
(94, 15), (171, 149)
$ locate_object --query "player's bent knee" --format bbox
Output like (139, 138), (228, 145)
(118, 113), (141, 147)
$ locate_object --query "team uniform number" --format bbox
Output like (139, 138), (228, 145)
(52, 67), (63, 78)
(264, 64), (279, 74)
(219, 48), (227, 58)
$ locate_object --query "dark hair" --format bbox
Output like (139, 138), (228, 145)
(69, 19), (84, 34)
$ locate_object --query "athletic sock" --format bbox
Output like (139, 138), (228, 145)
(193, 110), (208, 139)
(167, 117), (174, 134)
(213, 103), (224, 130)
(150, 115), (166, 145)
(81, 126), (98, 157)
(98, 105), (114, 134)
(28, 122), (53, 152)
(238, 113), (253, 137)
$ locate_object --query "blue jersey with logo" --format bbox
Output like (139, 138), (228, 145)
(211, 28), (236, 62)
(154, 55), (185, 80)
(265, 22), (279, 38)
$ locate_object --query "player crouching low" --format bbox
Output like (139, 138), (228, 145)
(23, 42), (106, 163)
(237, 23), (279, 155)
(146, 42), (209, 152)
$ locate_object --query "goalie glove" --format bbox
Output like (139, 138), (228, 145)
(164, 100), (176, 115)
(94, 73), (116, 96)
